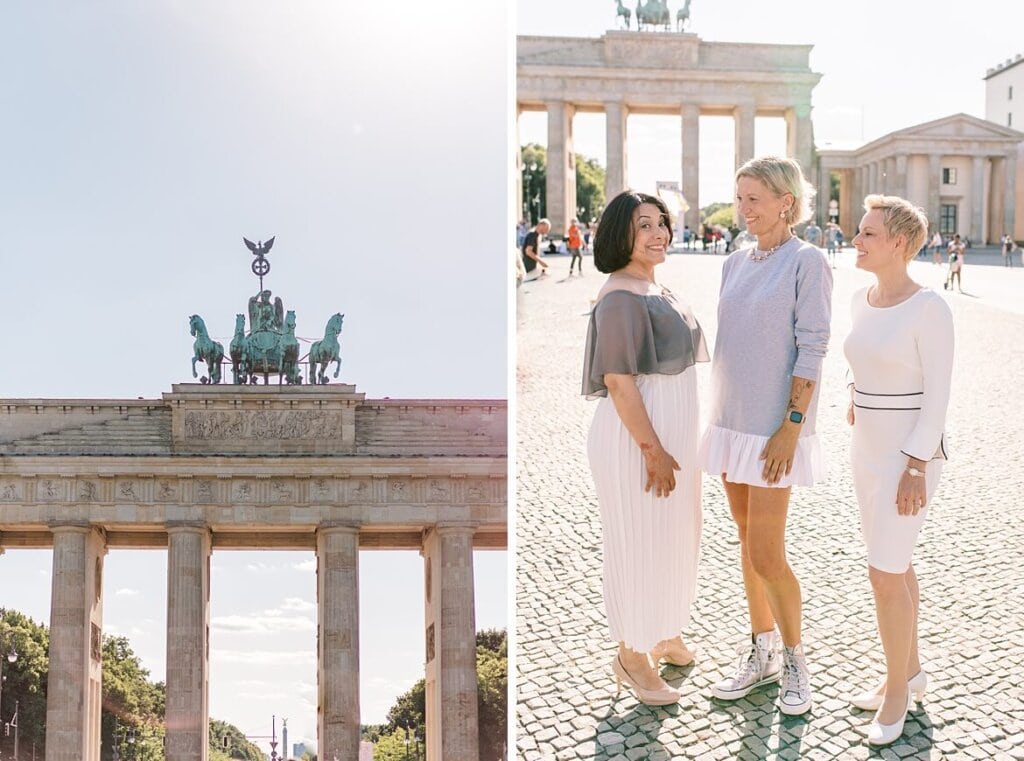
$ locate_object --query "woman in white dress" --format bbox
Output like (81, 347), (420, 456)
(583, 191), (709, 705)
(844, 195), (954, 746)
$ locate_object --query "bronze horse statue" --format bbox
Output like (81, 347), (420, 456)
(309, 313), (344, 384)
(189, 314), (224, 384)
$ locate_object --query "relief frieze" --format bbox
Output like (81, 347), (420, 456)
(183, 410), (346, 440)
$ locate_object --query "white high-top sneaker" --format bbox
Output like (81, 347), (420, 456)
(711, 630), (781, 700)
(778, 642), (812, 715)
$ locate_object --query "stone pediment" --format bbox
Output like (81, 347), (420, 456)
(890, 113), (1024, 143)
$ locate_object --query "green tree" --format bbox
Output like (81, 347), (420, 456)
(372, 725), (419, 761)
(521, 143), (547, 224)
(0, 609), (49, 760)
(101, 635), (166, 761)
(575, 155), (606, 224)
(209, 718), (264, 760)
(702, 202), (735, 228)
(476, 630), (507, 761)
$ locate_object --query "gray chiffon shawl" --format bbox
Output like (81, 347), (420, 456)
(582, 289), (709, 399)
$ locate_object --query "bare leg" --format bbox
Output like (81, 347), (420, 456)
(745, 485), (802, 647)
(722, 478), (775, 635)
(617, 643), (668, 691)
(905, 564), (922, 678)
(869, 566), (912, 724)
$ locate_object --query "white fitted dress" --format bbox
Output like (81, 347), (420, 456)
(583, 288), (709, 652)
(843, 287), (954, 573)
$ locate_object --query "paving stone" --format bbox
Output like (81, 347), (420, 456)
(516, 254), (1024, 758)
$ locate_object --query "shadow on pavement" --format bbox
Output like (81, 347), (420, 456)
(590, 701), (675, 760)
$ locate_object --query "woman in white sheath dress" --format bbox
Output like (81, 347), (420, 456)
(844, 195), (954, 747)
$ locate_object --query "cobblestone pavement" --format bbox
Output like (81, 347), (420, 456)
(515, 249), (1024, 760)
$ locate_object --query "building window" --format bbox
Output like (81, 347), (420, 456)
(940, 204), (957, 235)
(1010, 113), (1014, 127)
(942, 167), (957, 185)
(1010, 85), (1014, 100)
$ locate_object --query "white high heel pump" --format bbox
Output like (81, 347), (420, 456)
(848, 669), (927, 711)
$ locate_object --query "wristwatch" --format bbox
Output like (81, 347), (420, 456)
(906, 466), (925, 478)
(788, 410), (804, 424)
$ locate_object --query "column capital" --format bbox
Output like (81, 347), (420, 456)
(433, 523), (478, 537)
(165, 521), (209, 535)
(317, 522), (361, 536)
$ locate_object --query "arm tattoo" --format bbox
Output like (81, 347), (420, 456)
(788, 378), (815, 411)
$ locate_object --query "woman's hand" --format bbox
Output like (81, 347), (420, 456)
(641, 443), (681, 498)
(846, 401), (855, 426)
(759, 425), (800, 485)
(896, 468), (928, 515)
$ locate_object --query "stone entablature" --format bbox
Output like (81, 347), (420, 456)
(0, 385), (506, 457)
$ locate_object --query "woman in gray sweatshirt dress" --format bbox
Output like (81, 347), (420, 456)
(699, 156), (833, 716)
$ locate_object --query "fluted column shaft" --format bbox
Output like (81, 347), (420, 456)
(605, 101), (628, 202)
(1005, 151), (1018, 238)
(928, 154), (942, 232)
(545, 100), (575, 236)
(734, 103), (755, 174)
(680, 103), (700, 230)
(971, 155), (986, 243)
(317, 525), (361, 761)
(165, 525), (211, 761)
(45, 525), (105, 761)
(423, 524), (479, 761)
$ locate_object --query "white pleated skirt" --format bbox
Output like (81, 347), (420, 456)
(587, 370), (702, 653)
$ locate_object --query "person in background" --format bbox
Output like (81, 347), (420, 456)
(803, 220), (822, 248)
(945, 234), (964, 292)
(929, 231), (943, 265)
(567, 218), (584, 276)
(521, 218), (551, 282)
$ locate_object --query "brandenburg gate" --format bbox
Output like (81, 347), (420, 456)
(0, 241), (506, 761)
(517, 31), (821, 234)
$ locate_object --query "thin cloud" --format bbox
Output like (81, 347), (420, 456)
(211, 614), (315, 634)
(214, 649), (316, 666)
(115, 588), (140, 596)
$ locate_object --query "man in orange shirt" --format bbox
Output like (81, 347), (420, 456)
(567, 218), (584, 276)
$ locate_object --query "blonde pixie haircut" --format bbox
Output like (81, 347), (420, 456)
(863, 194), (929, 262)
(736, 156), (815, 226)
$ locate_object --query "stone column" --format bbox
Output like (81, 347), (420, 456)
(733, 103), (755, 174)
(1004, 150), (1017, 238)
(546, 100), (576, 236)
(895, 154), (908, 199)
(423, 524), (479, 761)
(868, 162), (879, 195)
(165, 524), (211, 761)
(928, 153), (942, 232)
(317, 525), (360, 761)
(680, 103), (700, 230)
(515, 108), (524, 223)
(785, 103), (814, 175)
(971, 155), (985, 243)
(45, 525), (105, 761)
(605, 100), (628, 201)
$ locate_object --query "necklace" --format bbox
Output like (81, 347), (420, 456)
(748, 236), (792, 263)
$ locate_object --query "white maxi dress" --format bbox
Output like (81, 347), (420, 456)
(583, 288), (709, 652)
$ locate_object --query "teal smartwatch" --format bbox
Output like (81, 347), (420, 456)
(788, 410), (805, 424)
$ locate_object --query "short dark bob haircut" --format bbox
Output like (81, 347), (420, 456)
(592, 191), (673, 273)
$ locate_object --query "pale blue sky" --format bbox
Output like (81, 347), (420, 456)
(0, 0), (509, 750)
(517, 0), (1023, 204)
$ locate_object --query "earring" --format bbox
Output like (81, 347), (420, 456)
(780, 210), (788, 219)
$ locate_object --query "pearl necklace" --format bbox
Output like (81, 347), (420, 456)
(749, 236), (792, 263)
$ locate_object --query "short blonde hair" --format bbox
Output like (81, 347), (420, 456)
(736, 156), (815, 226)
(863, 194), (928, 262)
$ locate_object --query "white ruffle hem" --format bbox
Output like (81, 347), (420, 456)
(699, 424), (827, 488)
